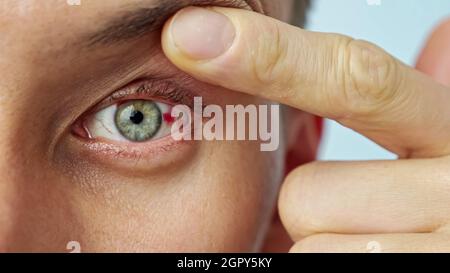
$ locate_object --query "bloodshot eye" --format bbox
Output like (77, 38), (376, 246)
(82, 99), (175, 143)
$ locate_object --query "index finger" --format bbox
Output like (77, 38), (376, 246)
(161, 6), (450, 158)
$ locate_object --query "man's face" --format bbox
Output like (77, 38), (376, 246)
(0, 0), (295, 252)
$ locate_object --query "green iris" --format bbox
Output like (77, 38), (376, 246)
(115, 100), (162, 142)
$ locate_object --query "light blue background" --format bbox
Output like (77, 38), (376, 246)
(305, 0), (450, 160)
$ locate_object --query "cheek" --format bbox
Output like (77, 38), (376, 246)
(138, 140), (286, 252)
(55, 140), (284, 252)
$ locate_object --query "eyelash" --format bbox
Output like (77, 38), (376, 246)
(102, 79), (195, 108)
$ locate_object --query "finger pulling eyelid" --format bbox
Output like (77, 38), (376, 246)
(86, 0), (264, 47)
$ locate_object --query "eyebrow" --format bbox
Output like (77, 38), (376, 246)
(87, 0), (258, 46)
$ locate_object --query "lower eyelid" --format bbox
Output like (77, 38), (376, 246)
(81, 134), (184, 158)
(69, 134), (197, 176)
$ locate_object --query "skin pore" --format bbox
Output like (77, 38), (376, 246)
(0, 0), (315, 252)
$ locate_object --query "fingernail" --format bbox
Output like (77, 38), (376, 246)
(171, 7), (236, 60)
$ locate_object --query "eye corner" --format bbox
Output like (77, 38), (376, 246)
(71, 116), (91, 139)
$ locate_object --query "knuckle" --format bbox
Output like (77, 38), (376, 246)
(250, 22), (295, 92)
(289, 240), (311, 253)
(279, 162), (323, 240)
(289, 234), (333, 253)
(336, 39), (402, 116)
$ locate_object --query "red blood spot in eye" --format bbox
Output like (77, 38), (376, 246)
(163, 113), (175, 123)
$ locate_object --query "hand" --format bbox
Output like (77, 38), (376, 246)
(161, 7), (450, 252)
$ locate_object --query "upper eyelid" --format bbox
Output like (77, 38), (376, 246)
(89, 78), (197, 114)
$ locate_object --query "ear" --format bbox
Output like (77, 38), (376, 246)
(262, 109), (322, 252)
(416, 19), (450, 86)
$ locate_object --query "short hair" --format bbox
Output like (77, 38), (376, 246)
(292, 0), (310, 27)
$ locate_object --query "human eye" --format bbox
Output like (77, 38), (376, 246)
(73, 79), (188, 145)
(69, 78), (197, 171)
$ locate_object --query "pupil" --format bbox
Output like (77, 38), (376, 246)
(129, 110), (144, 124)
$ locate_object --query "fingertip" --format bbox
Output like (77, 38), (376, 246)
(162, 6), (236, 62)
